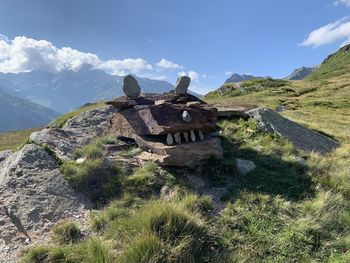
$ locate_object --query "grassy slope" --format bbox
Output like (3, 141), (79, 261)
(206, 74), (350, 143)
(19, 47), (350, 262)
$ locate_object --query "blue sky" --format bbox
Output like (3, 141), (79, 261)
(0, 0), (350, 94)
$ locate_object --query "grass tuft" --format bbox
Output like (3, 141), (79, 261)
(52, 221), (81, 245)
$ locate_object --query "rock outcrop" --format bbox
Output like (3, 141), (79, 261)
(247, 108), (340, 154)
(0, 144), (90, 261)
(30, 106), (117, 160)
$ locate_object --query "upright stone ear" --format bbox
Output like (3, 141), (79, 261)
(123, 75), (141, 98)
(174, 76), (191, 95)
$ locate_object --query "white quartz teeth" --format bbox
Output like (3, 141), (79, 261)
(190, 130), (196, 142)
(174, 132), (182, 144)
(166, 133), (174, 145)
(183, 132), (189, 143)
(198, 130), (204, 141)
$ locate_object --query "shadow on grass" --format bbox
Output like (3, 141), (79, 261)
(201, 137), (314, 202)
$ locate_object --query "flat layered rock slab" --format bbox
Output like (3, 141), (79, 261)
(216, 105), (257, 118)
(247, 108), (340, 154)
(109, 104), (218, 136)
(135, 137), (223, 166)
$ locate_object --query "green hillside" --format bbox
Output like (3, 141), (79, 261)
(19, 45), (350, 262)
(307, 44), (350, 80)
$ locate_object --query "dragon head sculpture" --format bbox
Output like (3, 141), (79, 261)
(107, 75), (223, 166)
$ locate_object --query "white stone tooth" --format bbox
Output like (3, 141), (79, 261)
(198, 130), (204, 141)
(190, 130), (196, 142)
(166, 133), (174, 145)
(174, 132), (182, 144)
(183, 132), (189, 143)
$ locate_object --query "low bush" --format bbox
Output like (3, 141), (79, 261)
(52, 221), (81, 245)
(123, 162), (161, 197)
(61, 158), (123, 204)
(21, 246), (65, 263)
(122, 234), (164, 263)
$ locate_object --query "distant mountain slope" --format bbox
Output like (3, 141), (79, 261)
(0, 65), (173, 113)
(307, 44), (350, 80)
(285, 66), (316, 80)
(225, 73), (267, 83)
(0, 88), (59, 132)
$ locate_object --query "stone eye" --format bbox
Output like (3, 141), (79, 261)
(182, 110), (191, 123)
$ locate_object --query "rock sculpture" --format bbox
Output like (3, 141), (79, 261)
(123, 75), (141, 98)
(107, 77), (223, 166)
(174, 76), (191, 95)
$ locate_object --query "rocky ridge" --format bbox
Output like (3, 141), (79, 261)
(0, 106), (118, 262)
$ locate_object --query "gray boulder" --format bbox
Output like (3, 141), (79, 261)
(30, 106), (117, 160)
(0, 144), (90, 261)
(247, 108), (340, 154)
(175, 76), (191, 95)
(123, 75), (141, 98)
(236, 158), (256, 174)
(0, 150), (12, 166)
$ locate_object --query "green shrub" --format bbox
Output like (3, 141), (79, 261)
(148, 204), (212, 261)
(61, 158), (124, 203)
(124, 162), (161, 197)
(181, 194), (213, 216)
(91, 200), (131, 232)
(73, 136), (118, 160)
(52, 221), (81, 245)
(21, 246), (65, 263)
(123, 234), (164, 263)
(65, 238), (117, 263)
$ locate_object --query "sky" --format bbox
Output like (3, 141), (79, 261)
(0, 0), (350, 94)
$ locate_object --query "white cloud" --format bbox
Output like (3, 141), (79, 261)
(177, 70), (200, 82)
(335, 0), (350, 7)
(99, 58), (153, 76)
(0, 35), (170, 76)
(188, 70), (200, 81)
(177, 71), (187, 77)
(300, 17), (350, 48)
(225, 71), (233, 76)
(156, 58), (182, 70)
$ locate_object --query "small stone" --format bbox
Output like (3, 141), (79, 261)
(182, 110), (192, 123)
(190, 130), (196, 142)
(123, 75), (141, 98)
(174, 76), (191, 95)
(166, 134), (174, 145)
(236, 158), (256, 175)
(174, 132), (181, 144)
(198, 130), (204, 141)
(183, 132), (189, 143)
(76, 157), (86, 164)
(155, 100), (166, 105)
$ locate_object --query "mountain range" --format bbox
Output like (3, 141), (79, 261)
(225, 73), (267, 83)
(284, 66), (316, 80)
(0, 65), (174, 113)
(225, 66), (316, 84)
(0, 87), (59, 132)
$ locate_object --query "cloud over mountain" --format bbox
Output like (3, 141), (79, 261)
(0, 35), (184, 77)
(300, 17), (350, 48)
